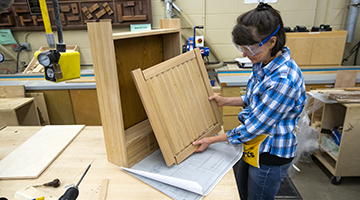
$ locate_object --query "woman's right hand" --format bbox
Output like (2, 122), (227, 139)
(209, 94), (225, 107)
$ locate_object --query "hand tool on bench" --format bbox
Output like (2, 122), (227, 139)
(58, 163), (91, 200)
(33, 178), (60, 188)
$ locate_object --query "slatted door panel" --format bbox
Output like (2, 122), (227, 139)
(132, 48), (223, 166)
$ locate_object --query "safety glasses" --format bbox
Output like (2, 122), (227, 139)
(233, 24), (280, 57)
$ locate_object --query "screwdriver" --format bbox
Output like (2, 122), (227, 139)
(33, 178), (61, 188)
(58, 164), (91, 200)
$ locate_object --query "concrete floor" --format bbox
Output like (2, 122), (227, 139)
(291, 157), (360, 200)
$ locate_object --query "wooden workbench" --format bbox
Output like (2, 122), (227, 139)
(0, 126), (240, 200)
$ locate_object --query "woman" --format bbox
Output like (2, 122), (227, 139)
(193, 3), (307, 200)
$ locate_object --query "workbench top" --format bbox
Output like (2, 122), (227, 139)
(217, 66), (360, 86)
(0, 126), (240, 200)
(0, 69), (96, 90)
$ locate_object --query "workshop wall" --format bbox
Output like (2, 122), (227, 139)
(0, 0), (358, 74)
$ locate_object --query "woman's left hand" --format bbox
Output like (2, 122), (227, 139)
(193, 138), (212, 152)
(192, 133), (228, 152)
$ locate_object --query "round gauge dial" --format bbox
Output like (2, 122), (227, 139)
(38, 53), (51, 66)
(0, 53), (4, 63)
(46, 68), (54, 78)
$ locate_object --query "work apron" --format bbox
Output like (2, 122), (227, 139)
(242, 134), (268, 168)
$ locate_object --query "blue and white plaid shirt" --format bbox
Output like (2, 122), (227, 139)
(227, 46), (307, 158)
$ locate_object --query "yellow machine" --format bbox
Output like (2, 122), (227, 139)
(36, 0), (80, 83)
(34, 50), (80, 82)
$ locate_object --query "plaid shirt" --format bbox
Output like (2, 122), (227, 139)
(227, 47), (307, 158)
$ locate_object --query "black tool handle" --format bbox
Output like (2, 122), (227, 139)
(58, 187), (79, 200)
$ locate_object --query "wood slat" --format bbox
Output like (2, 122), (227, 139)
(190, 58), (216, 125)
(177, 64), (203, 138)
(168, 67), (198, 141)
(113, 29), (179, 40)
(87, 22), (128, 167)
(151, 75), (184, 153)
(162, 71), (192, 145)
(194, 48), (222, 124)
(184, 60), (209, 130)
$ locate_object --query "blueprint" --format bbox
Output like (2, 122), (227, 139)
(121, 142), (243, 200)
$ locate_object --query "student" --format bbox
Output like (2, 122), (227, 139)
(193, 3), (307, 200)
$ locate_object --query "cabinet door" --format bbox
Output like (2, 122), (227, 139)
(132, 49), (223, 166)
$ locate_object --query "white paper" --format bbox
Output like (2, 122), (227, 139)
(245, 0), (277, 4)
(235, 57), (252, 64)
(121, 168), (204, 195)
(235, 57), (253, 68)
(121, 142), (243, 200)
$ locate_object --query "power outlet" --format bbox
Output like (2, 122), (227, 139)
(21, 42), (31, 51)
(11, 44), (21, 52)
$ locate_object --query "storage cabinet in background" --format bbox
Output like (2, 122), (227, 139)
(286, 30), (347, 67)
(221, 86), (246, 131)
(221, 83), (343, 131)
(314, 103), (360, 184)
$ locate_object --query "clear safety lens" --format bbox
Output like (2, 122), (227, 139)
(232, 40), (264, 57)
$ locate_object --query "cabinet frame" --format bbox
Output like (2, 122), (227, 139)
(314, 103), (360, 177)
(87, 19), (181, 167)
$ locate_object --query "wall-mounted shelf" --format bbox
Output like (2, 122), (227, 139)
(0, 0), (152, 30)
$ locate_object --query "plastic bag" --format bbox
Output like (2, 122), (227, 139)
(320, 134), (339, 158)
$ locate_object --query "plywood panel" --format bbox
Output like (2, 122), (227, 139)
(311, 35), (347, 66)
(114, 35), (164, 129)
(0, 125), (85, 179)
(132, 48), (223, 166)
(334, 70), (358, 88)
(69, 89), (101, 125)
(286, 37), (313, 65)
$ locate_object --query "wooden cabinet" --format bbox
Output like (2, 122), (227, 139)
(314, 103), (360, 184)
(220, 83), (359, 132)
(286, 30), (347, 67)
(221, 86), (246, 131)
(87, 19), (181, 167)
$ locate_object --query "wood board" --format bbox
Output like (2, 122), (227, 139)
(0, 98), (40, 126)
(334, 70), (358, 88)
(26, 92), (51, 125)
(0, 125), (85, 179)
(0, 85), (25, 98)
(131, 48), (223, 166)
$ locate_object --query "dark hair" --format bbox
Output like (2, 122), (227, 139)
(232, 3), (285, 57)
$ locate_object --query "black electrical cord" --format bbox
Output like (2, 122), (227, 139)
(14, 46), (26, 74)
(342, 40), (360, 65)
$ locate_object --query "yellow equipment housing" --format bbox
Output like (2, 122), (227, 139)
(35, 50), (81, 83)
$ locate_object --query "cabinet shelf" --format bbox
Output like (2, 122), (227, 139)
(313, 101), (360, 178)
